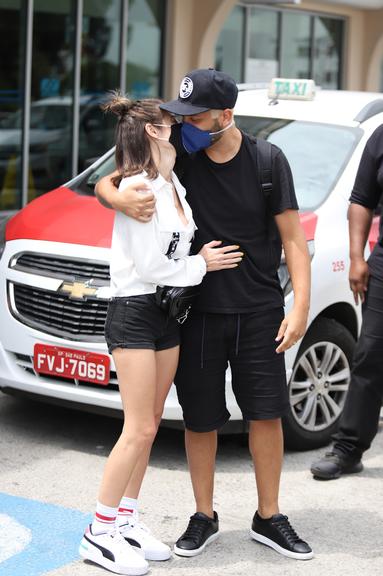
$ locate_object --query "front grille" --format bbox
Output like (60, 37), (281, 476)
(12, 253), (110, 283)
(11, 283), (108, 342)
(13, 353), (118, 390)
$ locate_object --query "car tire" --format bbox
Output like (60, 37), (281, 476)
(283, 317), (356, 451)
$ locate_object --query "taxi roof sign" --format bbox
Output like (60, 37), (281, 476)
(268, 78), (316, 101)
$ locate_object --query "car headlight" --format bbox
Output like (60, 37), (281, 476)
(278, 240), (315, 296)
(0, 212), (17, 262)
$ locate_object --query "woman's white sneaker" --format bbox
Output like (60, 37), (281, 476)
(79, 525), (149, 575)
(119, 519), (171, 561)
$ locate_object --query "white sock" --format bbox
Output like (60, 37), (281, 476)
(91, 501), (118, 535)
(117, 497), (138, 526)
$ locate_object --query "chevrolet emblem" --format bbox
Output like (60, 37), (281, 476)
(59, 281), (98, 300)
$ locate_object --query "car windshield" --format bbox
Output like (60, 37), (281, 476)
(86, 153), (116, 186)
(72, 116), (361, 209)
(235, 116), (362, 211)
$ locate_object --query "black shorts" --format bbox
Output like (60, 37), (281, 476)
(175, 308), (289, 432)
(104, 294), (180, 354)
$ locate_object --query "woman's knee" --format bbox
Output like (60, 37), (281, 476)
(121, 422), (157, 449)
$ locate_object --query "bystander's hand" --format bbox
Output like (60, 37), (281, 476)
(199, 240), (243, 271)
(349, 257), (369, 304)
(275, 307), (308, 354)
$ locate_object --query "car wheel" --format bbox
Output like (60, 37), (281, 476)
(283, 317), (356, 451)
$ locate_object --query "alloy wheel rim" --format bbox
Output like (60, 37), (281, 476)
(289, 340), (350, 432)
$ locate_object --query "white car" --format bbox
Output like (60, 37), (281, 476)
(0, 81), (381, 449)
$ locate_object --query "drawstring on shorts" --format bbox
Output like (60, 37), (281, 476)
(235, 313), (241, 356)
(200, 314), (206, 369)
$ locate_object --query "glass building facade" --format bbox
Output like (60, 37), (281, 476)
(0, 0), (166, 211)
(216, 3), (344, 89)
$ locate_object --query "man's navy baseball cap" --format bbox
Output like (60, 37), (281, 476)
(160, 68), (238, 116)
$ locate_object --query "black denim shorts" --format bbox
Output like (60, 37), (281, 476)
(104, 294), (180, 354)
(175, 307), (289, 431)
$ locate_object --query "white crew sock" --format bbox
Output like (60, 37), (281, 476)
(91, 501), (118, 535)
(117, 497), (138, 526)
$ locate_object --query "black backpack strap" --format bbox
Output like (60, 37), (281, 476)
(246, 134), (273, 203)
(254, 137), (273, 202)
(248, 135), (281, 265)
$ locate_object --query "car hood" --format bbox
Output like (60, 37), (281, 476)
(6, 186), (114, 248)
(5, 186), (317, 248)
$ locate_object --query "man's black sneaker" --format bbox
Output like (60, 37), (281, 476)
(311, 451), (363, 480)
(250, 511), (313, 560)
(173, 511), (219, 557)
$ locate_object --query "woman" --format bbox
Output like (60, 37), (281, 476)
(79, 94), (242, 576)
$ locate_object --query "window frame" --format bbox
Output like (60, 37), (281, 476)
(218, 2), (345, 89)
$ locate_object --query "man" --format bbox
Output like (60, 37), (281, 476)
(311, 124), (383, 480)
(96, 68), (313, 559)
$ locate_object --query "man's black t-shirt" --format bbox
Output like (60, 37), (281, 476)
(175, 132), (299, 313)
(349, 124), (383, 281)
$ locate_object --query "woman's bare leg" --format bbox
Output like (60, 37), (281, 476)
(121, 346), (180, 499)
(97, 348), (157, 507)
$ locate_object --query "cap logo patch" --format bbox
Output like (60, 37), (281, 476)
(180, 77), (193, 99)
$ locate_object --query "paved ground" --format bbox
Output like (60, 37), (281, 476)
(0, 392), (382, 576)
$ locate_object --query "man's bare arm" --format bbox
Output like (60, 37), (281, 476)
(348, 203), (373, 304)
(94, 171), (119, 210)
(274, 209), (311, 353)
(95, 172), (156, 220)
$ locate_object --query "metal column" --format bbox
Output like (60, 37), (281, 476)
(21, 0), (34, 208)
(71, 0), (83, 178)
(119, 0), (129, 94)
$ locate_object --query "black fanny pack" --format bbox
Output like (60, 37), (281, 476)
(155, 285), (199, 324)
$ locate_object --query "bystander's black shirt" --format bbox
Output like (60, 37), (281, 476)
(173, 131), (299, 313)
(349, 124), (383, 281)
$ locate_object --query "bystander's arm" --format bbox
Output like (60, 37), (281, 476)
(348, 202), (373, 304)
(274, 209), (311, 353)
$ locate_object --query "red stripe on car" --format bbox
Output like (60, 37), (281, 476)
(6, 187), (114, 248)
(299, 211), (318, 241)
(369, 215), (379, 252)
(5, 188), (318, 248)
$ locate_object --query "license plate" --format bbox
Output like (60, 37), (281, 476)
(33, 344), (110, 385)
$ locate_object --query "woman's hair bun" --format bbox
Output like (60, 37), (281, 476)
(102, 91), (135, 117)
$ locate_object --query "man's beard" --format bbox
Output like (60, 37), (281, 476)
(209, 119), (225, 144)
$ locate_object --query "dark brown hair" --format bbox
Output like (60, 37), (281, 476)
(102, 92), (165, 186)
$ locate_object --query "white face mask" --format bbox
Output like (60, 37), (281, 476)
(209, 120), (234, 136)
(151, 123), (173, 141)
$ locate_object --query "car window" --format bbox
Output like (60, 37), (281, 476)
(1, 104), (71, 130)
(68, 149), (116, 195)
(235, 116), (362, 211)
(0, 109), (23, 129)
(86, 154), (116, 186)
